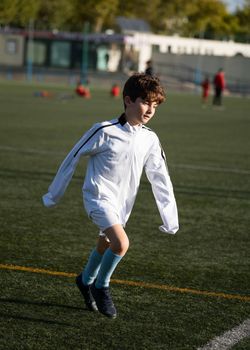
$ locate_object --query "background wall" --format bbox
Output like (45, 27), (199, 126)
(153, 52), (250, 92)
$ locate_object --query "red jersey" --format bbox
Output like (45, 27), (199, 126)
(214, 72), (225, 90)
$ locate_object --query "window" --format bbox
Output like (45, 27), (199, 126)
(97, 46), (109, 71)
(50, 41), (70, 67)
(33, 41), (47, 65)
(152, 45), (160, 53)
(5, 39), (18, 54)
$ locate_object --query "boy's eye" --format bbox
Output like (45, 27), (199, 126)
(144, 101), (158, 108)
(143, 100), (157, 106)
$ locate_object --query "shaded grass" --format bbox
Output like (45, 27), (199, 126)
(1, 270), (249, 350)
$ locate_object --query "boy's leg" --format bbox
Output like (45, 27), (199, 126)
(95, 224), (129, 288)
(82, 236), (110, 286)
(104, 224), (129, 256)
(96, 235), (110, 255)
(91, 224), (129, 318)
(76, 236), (110, 311)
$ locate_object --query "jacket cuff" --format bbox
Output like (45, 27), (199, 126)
(159, 225), (178, 234)
(42, 193), (56, 207)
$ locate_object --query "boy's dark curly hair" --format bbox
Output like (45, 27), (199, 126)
(123, 73), (166, 105)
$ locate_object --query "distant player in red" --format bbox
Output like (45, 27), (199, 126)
(110, 84), (120, 98)
(213, 69), (225, 106)
(201, 77), (210, 105)
(75, 82), (91, 98)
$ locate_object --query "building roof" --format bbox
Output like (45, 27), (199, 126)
(116, 16), (151, 33)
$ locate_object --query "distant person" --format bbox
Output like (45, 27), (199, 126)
(201, 76), (210, 106)
(145, 60), (154, 76)
(75, 82), (91, 99)
(42, 73), (179, 319)
(110, 84), (120, 98)
(105, 52), (110, 70)
(213, 68), (225, 107)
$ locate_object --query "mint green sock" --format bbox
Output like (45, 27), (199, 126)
(82, 249), (103, 286)
(95, 248), (122, 288)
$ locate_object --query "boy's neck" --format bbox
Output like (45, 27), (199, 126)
(124, 112), (141, 126)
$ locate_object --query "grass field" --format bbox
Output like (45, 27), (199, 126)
(0, 81), (249, 350)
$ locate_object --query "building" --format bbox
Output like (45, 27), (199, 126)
(0, 26), (250, 93)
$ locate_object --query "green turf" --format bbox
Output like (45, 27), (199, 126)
(0, 81), (250, 349)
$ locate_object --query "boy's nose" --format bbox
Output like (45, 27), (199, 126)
(147, 104), (153, 113)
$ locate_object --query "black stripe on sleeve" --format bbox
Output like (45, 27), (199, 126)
(142, 125), (166, 161)
(73, 115), (126, 157)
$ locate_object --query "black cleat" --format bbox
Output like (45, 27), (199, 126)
(91, 283), (117, 318)
(76, 274), (98, 311)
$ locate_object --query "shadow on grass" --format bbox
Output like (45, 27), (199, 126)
(0, 312), (77, 328)
(0, 297), (92, 328)
(0, 297), (85, 312)
(0, 298), (95, 328)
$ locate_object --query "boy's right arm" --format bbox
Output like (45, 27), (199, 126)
(42, 123), (104, 208)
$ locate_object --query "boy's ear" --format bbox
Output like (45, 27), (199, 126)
(124, 95), (132, 107)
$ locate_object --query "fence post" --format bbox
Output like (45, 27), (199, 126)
(81, 22), (89, 84)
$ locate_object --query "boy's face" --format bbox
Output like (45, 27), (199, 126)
(124, 97), (158, 125)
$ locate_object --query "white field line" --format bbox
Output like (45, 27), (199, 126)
(1, 145), (250, 175)
(197, 318), (250, 350)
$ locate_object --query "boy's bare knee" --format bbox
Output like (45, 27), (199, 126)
(96, 236), (110, 255)
(115, 235), (129, 256)
(104, 225), (129, 256)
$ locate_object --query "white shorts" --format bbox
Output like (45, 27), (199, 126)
(89, 209), (121, 233)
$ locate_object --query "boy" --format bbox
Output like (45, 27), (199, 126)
(42, 73), (179, 319)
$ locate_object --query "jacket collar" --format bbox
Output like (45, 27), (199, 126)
(118, 113), (127, 126)
(118, 113), (142, 133)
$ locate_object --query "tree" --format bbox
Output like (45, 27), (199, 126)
(0, 0), (247, 42)
(0, 0), (19, 26)
(0, 0), (74, 30)
(70, 0), (119, 32)
(186, 0), (230, 39)
(15, 0), (41, 27)
(151, 0), (196, 35)
(234, 0), (250, 42)
(35, 0), (74, 30)
(117, 0), (161, 27)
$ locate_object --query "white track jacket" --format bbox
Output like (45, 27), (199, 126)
(42, 114), (179, 234)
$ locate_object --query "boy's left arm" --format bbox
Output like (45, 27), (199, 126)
(144, 139), (179, 234)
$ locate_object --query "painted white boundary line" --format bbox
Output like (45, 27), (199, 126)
(1, 145), (250, 175)
(197, 318), (250, 350)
